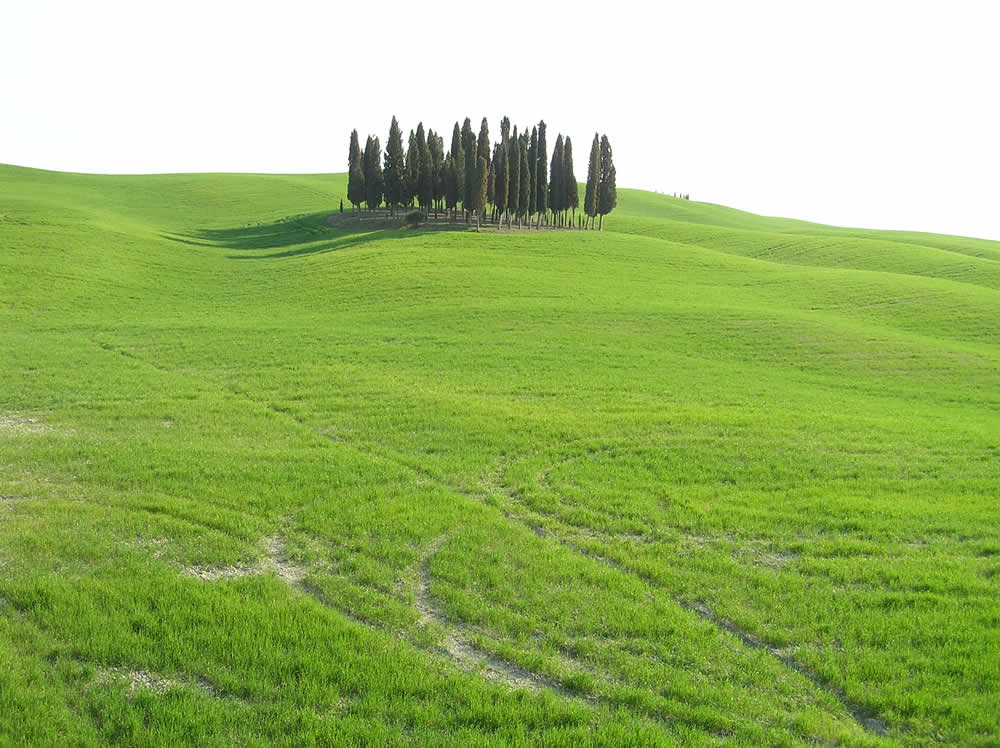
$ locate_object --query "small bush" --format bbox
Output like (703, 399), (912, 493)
(405, 210), (426, 229)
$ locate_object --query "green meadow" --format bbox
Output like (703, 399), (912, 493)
(1, 163), (998, 746)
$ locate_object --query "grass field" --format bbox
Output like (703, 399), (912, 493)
(1, 163), (998, 746)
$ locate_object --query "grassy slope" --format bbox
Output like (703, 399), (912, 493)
(1, 164), (998, 746)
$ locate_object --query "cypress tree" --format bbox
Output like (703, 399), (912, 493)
(347, 129), (365, 214)
(507, 135), (520, 229)
(444, 153), (458, 222)
(518, 138), (530, 229)
(461, 118), (476, 222)
(383, 117), (405, 216)
(549, 133), (564, 226)
(493, 141), (508, 228)
(535, 121), (548, 228)
(415, 122), (427, 156)
(363, 135), (383, 212)
(474, 156), (489, 232)
(451, 123), (465, 222)
(428, 131), (444, 217)
(405, 131), (419, 209)
(584, 133), (600, 229)
(419, 140), (433, 214)
(487, 143), (497, 219)
(450, 122), (463, 163)
(414, 123), (429, 213)
(598, 134), (617, 231)
(564, 136), (579, 227)
(477, 118), (490, 169)
(527, 126), (537, 226)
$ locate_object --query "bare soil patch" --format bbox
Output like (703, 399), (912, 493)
(95, 666), (220, 698)
(181, 534), (303, 583)
(0, 412), (52, 435)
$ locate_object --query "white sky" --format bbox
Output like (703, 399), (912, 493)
(3, 1), (998, 239)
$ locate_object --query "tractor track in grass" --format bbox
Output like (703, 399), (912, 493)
(248, 395), (889, 736)
(514, 515), (888, 737)
(485, 453), (891, 739)
(410, 534), (580, 696)
(86, 343), (594, 703)
(92, 341), (887, 736)
(182, 524), (586, 700)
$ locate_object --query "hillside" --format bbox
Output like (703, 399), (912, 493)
(1, 163), (998, 746)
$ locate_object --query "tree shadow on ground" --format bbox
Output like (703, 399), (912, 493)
(160, 211), (413, 260)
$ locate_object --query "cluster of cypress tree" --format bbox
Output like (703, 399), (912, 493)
(347, 116), (616, 231)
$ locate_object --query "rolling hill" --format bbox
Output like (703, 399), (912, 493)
(1, 163), (998, 746)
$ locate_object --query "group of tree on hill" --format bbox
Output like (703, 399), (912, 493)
(347, 116), (616, 231)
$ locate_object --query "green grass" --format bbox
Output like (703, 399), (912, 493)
(1, 163), (998, 746)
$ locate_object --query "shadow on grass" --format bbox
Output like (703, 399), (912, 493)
(161, 211), (413, 260)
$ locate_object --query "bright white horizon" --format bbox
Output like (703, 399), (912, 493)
(4, 1), (998, 240)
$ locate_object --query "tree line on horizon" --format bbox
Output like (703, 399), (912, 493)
(347, 116), (616, 231)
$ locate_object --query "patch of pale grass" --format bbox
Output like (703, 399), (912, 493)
(0, 412), (52, 435)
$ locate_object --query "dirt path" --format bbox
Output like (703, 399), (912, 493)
(411, 535), (576, 695)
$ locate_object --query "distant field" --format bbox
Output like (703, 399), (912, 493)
(1, 163), (998, 746)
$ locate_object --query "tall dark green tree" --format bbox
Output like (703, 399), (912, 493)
(450, 122), (463, 162)
(404, 130), (419, 208)
(478, 119), (491, 217)
(584, 133), (600, 229)
(535, 121), (548, 228)
(527, 126), (537, 225)
(598, 134), (617, 231)
(507, 134), (520, 229)
(450, 122), (465, 222)
(476, 118), (490, 170)
(413, 122), (431, 213)
(363, 135), (383, 212)
(418, 142), (433, 214)
(415, 122), (427, 156)
(563, 136), (579, 227)
(383, 117), (405, 216)
(518, 137), (530, 228)
(493, 141), (509, 227)
(428, 130), (444, 216)
(444, 153), (459, 222)
(487, 143), (497, 219)
(347, 129), (365, 213)
(549, 133), (564, 226)
(473, 156), (489, 232)
(461, 118), (476, 222)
